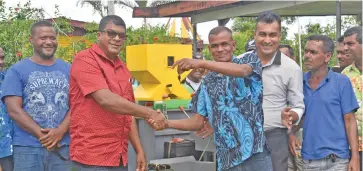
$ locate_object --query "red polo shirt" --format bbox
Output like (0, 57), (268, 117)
(69, 44), (133, 166)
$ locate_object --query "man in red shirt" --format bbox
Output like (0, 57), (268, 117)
(69, 15), (166, 171)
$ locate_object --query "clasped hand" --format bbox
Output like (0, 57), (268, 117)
(147, 110), (167, 131)
(39, 127), (65, 151)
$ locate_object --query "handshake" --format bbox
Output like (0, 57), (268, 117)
(147, 110), (168, 131)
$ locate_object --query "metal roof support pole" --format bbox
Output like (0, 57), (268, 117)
(192, 23), (197, 59)
(298, 17), (303, 69)
(107, 1), (115, 15)
(218, 18), (230, 26)
(336, 0), (341, 38)
(359, 1), (363, 25)
(336, 0), (341, 64)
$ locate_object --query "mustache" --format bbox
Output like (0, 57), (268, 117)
(304, 58), (312, 62)
(110, 43), (122, 46)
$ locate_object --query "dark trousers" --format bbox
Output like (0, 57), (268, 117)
(360, 151), (362, 171)
(265, 128), (289, 171)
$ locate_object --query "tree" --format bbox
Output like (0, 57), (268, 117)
(231, 16), (295, 55)
(76, 0), (106, 17)
(231, 15), (360, 69)
(76, 0), (138, 17)
(77, 0), (174, 26)
(291, 22), (335, 70)
(0, 0), (185, 66)
(291, 16), (360, 70)
(0, 0), (100, 66)
(0, 0), (45, 67)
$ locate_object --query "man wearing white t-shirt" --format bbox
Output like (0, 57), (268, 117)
(182, 68), (204, 92)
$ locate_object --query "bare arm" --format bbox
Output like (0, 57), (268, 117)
(172, 58), (253, 78)
(129, 116), (147, 171)
(344, 113), (359, 158)
(290, 115), (304, 135)
(199, 60), (253, 77)
(91, 89), (159, 119)
(288, 114), (304, 156)
(167, 114), (205, 131)
(71, 58), (161, 120)
(5, 96), (43, 139)
(58, 110), (70, 134)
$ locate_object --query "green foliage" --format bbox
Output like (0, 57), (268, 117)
(231, 15), (361, 71)
(292, 16), (360, 71)
(231, 17), (255, 37)
(0, 0), (100, 65)
(233, 32), (252, 55)
(292, 22), (336, 71)
(0, 0), (183, 67)
(342, 15), (362, 32)
(119, 25), (182, 61)
(0, 0), (44, 68)
(202, 45), (212, 60)
(0, 20), (34, 67)
(0, 0), (44, 21)
(231, 17), (293, 56)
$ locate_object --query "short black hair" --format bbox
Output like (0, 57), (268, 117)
(99, 15), (126, 31)
(306, 35), (335, 53)
(31, 20), (53, 36)
(337, 35), (345, 43)
(256, 11), (281, 30)
(208, 26), (233, 39)
(343, 26), (362, 44)
(279, 44), (294, 57)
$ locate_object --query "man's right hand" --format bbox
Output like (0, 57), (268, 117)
(281, 107), (294, 129)
(288, 133), (301, 156)
(148, 110), (167, 130)
(39, 127), (66, 151)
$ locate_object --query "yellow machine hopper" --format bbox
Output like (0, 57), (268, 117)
(126, 44), (192, 101)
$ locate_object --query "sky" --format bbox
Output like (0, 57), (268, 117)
(4, 0), (336, 43)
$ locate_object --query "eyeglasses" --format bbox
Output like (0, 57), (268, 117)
(100, 30), (127, 40)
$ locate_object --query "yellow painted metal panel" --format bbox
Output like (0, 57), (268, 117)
(126, 44), (193, 101)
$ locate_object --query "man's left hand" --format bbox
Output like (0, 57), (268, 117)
(136, 152), (147, 171)
(281, 107), (298, 129)
(172, 58), (203, 74)
(39, 128), (66, 150)
(348, 155), (360, 171)
(195, 120), (213, 139)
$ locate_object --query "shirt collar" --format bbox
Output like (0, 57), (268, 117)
(303, 67), (334, 84)
(259, 50), (281, 67)
(272, 50), (282, 65)
(349, 62), (361, 73)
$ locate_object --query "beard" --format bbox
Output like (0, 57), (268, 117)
(38, 46), (57, 60)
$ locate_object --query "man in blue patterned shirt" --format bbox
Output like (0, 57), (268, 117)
(149, 26), (272, 171)
(0, 47), (13, 171)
